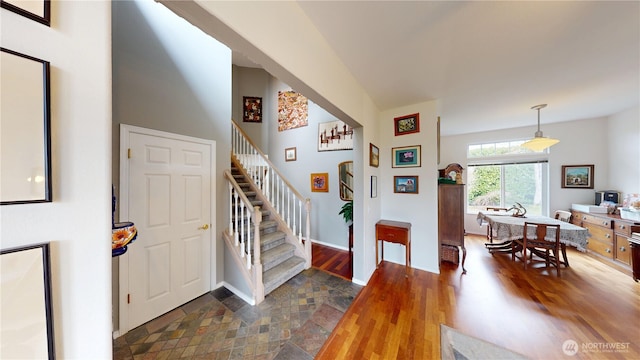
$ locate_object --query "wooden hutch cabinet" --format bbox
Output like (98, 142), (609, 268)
(438, 184), (466, 272)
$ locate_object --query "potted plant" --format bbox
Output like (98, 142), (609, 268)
(339, 200), (353, 224)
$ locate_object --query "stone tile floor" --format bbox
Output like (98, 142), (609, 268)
(113, 269), (362, 360)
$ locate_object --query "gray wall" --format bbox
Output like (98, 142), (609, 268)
(111, 0), (233, 327)
(233, 67), (354, 249)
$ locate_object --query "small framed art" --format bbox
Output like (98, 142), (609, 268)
(369, 143), (379, 167)
(394, 176), (419, 194)
(285, 147), (297, 161)
(311, 173), (329, 192)
(371, 176), (377, 198)
(394, 113), (420, 136)
(242, 96), (262, 123)
(392, 145), (421, 168)
(561, 165), (594, 189)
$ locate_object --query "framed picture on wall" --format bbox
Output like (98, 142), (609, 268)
(561, 164), (594, 189)
(1, 243), (55, 359)
(392, 145), (421, 168)
(394, 113), (420, 136)
(0, 0), (50, 26)
(310, 173), (329, 192)
(242, 96), (262, 123)
(369, 143), (379, 167)
(285, 147), (297, 161)
(394, 176), (419, 194)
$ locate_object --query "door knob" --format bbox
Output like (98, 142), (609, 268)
(198, 224), (209, 230)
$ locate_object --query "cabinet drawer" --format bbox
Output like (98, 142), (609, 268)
(580, 213), (612, 228)
(588, 238), (614, 259)
(376, 225), (409, 245)
(615, 236), (631, 265)
(613, 221), (633, 237)
(584, 223), (614, 243)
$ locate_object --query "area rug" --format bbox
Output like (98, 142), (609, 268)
(440, 324), (529, 360)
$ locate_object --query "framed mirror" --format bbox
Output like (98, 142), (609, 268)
(338, 161), (353, 201)
(1, 48), (52, 205)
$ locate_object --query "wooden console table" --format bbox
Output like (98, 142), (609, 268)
(375, 219), (411, 276)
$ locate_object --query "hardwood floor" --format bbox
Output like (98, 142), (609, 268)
(316, 234), (640, 359)
(312, 242), (352, 280)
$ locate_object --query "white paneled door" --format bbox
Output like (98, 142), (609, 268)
(120, 126), (215, 332)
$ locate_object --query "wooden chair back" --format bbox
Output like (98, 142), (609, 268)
(524, 222), (560, 245)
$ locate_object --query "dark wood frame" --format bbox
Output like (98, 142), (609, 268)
(1, 0), (50, 26)
(284, 147), (297, 162)
(394, 175), (419, 194)
(242, 96), (262, 123)
(369, 143), (379, 167)
(394, 113), (420, 136)
(1, 48), (52, 205)
(0, 243), (55, 359)
(561, 164), (594, 189)
(392, 145), (421, 168)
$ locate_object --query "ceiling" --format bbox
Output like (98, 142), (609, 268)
(233, 1), (639, 136)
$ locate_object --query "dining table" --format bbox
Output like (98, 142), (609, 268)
(476, 211), (589, 266)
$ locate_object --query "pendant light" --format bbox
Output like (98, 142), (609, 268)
(521, 104), (559, 151)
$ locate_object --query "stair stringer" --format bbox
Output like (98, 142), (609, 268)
(221, 228), (264, 305)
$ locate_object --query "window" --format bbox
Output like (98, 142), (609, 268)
(467, 141), (549, 216)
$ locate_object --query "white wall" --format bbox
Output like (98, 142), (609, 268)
(440, 113), (639, 235)
(379, 102), (440, 274)
(1, 2), (112, 358)
(607, 106), (640, 193)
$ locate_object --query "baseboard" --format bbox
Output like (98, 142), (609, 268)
(311, 239), (348, 251)
(221, 281), (256, 306)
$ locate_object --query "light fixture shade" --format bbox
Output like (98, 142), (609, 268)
(521, 103), (559, 151)
(521, 136), (560, 151)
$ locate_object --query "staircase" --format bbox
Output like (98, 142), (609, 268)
(231, 165), (306, 295)
(223, 120), (311, 305)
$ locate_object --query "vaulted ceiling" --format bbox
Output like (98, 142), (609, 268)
(233, 1), (639, 136)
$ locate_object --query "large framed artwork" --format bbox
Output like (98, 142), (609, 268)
(278, 90), (308, 131)
(1, 48), (52, 205)
(561, 165), (594, 189)
(318, 120), (353, 151)
(394, 113), (420, 136)
(0, 0), (50, 26)
(1, 243), (55, 359)
(392, 145), (421, 168)
(242, 96), (262, 123)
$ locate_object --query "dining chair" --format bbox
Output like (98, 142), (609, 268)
(483, 207), (509, 242)
(554, 210), (572, 266)
(512, 222), (562, 276)
(554, 210), (572, 223)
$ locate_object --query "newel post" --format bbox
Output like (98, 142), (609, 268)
(253, 206), (264, 304)
(304, 199), (312, 268)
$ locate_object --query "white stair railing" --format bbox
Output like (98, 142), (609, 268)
(231, 120), (312, 268)
(224, 169), (264, 303)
